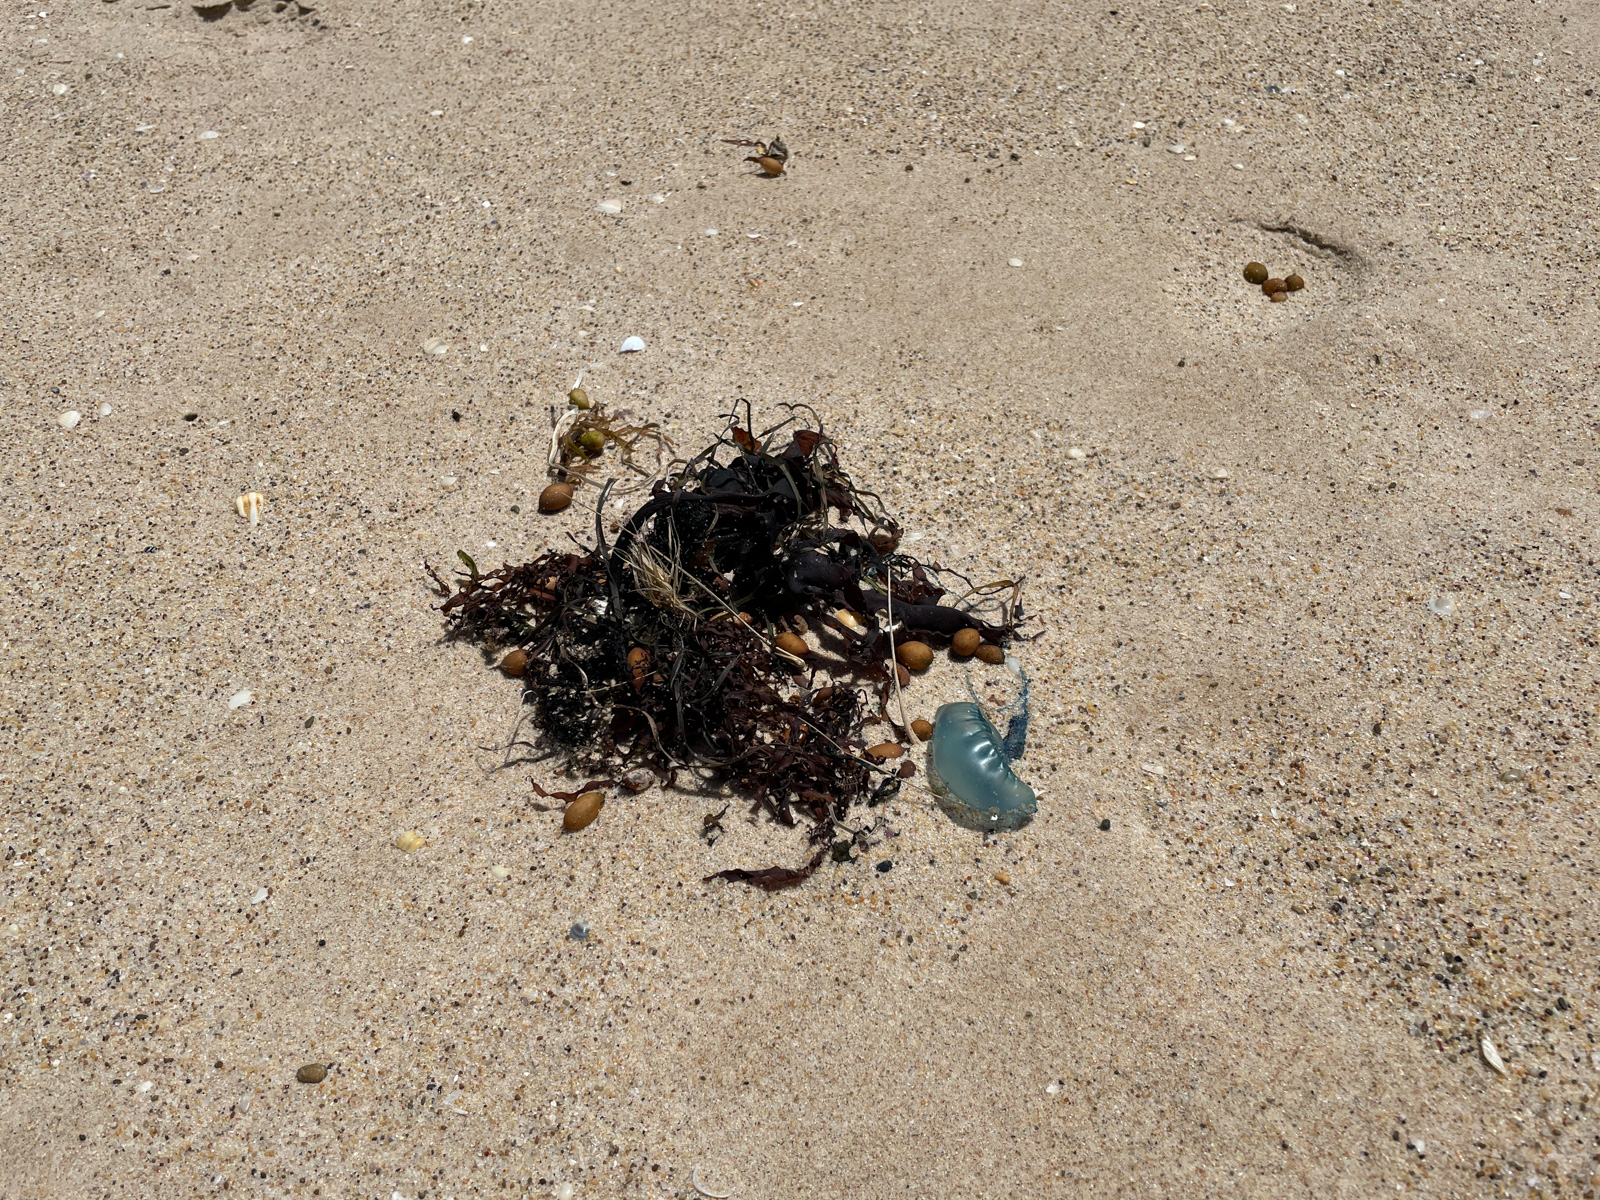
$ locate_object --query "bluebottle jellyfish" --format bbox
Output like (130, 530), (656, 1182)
(926, 701), (1038, 832)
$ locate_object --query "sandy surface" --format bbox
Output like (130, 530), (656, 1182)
(4, 0), (1599, 1195)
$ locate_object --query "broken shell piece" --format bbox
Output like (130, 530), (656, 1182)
(394, 830), (426, 853)
(618, 335), (646, 353)
(58, 410), (82, 429)
(1208, 467), (1230, 480)
(249, 886), (269, 904)
(228, 689), (254, 710)
(1428, 595), (1456, 618)
(595, 200), (622, 215)
(422, 336), (449, 357)
(235, 491), (265, 525)
(490, 865), (511, 880)
(1066, 446), (1088, 460)
(620, 768), (654, 793)
(1481, 1036), (1508, 1077)
(692, 1166), (733, 1199)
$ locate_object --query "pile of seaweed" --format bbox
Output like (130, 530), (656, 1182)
(432, 405), (1022, 888)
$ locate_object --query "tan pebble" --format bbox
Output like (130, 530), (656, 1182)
(394, 830), (426, 853)
(895, 641), (933, 671)
(974, 644), (1005, 665)
(539, 483), (575, 513)
(563, 791), (604, 833)
(910, 718), (934, 742)
(295, 1063), (327, 1084)
(866, 742), (904, 760)
(774, 632), (809, 657)
(951, 628), (981, 657)
(994, 870), (1011, 886)
(499, 649), (527, 678)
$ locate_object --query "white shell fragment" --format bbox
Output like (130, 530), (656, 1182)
(249, 887), (269, 904)
(1481, 1036), (1508, 1076)
(235, 491), (264, 525)
(1208, 467), (1231, 480)
(692, 1166), (733, 1199)
(198, 130), (219, 140)
(58, 410), (81, 429)
(554, 1183), (577, 1200)
(490, 865), (511, 880)
(595, 200), (622, 215)
(1066, 446), (1088, 460)
(1007, 258), (1024, 268)
(1139, 762), (1168, 778)
(394, 830), (426, 853)
(423, 336), (449, 357)
(99, 402), (113, 417)
(618, 335), (646, 353)
(228, 689), (254, 710)
(1428, 595), (1457, 618)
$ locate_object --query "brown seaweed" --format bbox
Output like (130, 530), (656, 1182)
(431, 405), (1023, 887)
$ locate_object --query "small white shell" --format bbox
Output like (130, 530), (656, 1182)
(1007, 258), (1023, 268)
(228, 689), (254, 710)
(1208, 467), (1230, 480)
(249, 886), (268, 904)
(52, 83), (69, 96)
(692, 1167), (733, 1199)
(394, 830), (426, 853)
(198, 130), (219, 140)
(1481, 1036), (1508, 1076)
(490, 865), (511, 880)
(1066, 446), (1087, 460)
(235, 491), (264, 525)
(58, 410), (81, 429)
(595, 200), (622, 215)
(423, 336), (449, 357)
(618, 335), (645, 353)
(99, 402), (113, 416)
(1427, 595), (1456, 618)
(1139, 762), (1168, 778)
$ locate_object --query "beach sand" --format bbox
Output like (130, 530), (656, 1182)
(3, 0), (1598, 1194)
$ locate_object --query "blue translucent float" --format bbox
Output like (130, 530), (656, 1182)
(927, 700), (1038, 832)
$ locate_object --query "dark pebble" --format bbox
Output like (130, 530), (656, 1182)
(875, 860), (893, 873)
(1098, 818), (1111, 831)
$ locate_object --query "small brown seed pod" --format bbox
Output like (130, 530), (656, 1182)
(951, 628), (981, 657)
(563, 791), (604, 833)
(1285, 273), (1305, 292)
(567, 387), (591, 409)
(910, 718), (934, 742)
(539, 482), (574, 513)
(1243, 262), (1269, 285)
(895, 641), (933, 671)
(865, 742), (904, 760)
(626, 647), (651, 690)
(974, 644), (1006, 665)
(896, 664), (911, 688)
(812, 686), (835, 708)
(499, 649), (528, 678)
(1269, 290), (1289, 303)
(577, 429), (606, 457)
(1262, 278), (1287, 296)
(774, 632), (809, 658)
(296, 1063), (327, 1085)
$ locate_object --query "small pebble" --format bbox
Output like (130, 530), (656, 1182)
(951, 628), (981, 657)
(1428, 595), (1456, 618)
(394, 830), (426, 853)
(910, 718), (934, 741)
(539, 483), (575, 513)
(875, 860), (893, 873)
(865, 742), (904, 760)
(295, 1063), (327, 1084)
(974, 644), (1005, 665)
(994, 870), (1011, 885)
(1243, 262), (1269, 285)
(57, 410), (81, 429)
(1007, 258), (1024, 268)
(895, 641), (933, 671)
(568, 921), (590, 942)
(1098, 818), (1112, 831)
(563, 791), (604, 833)
(499, 649), (528, 677)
